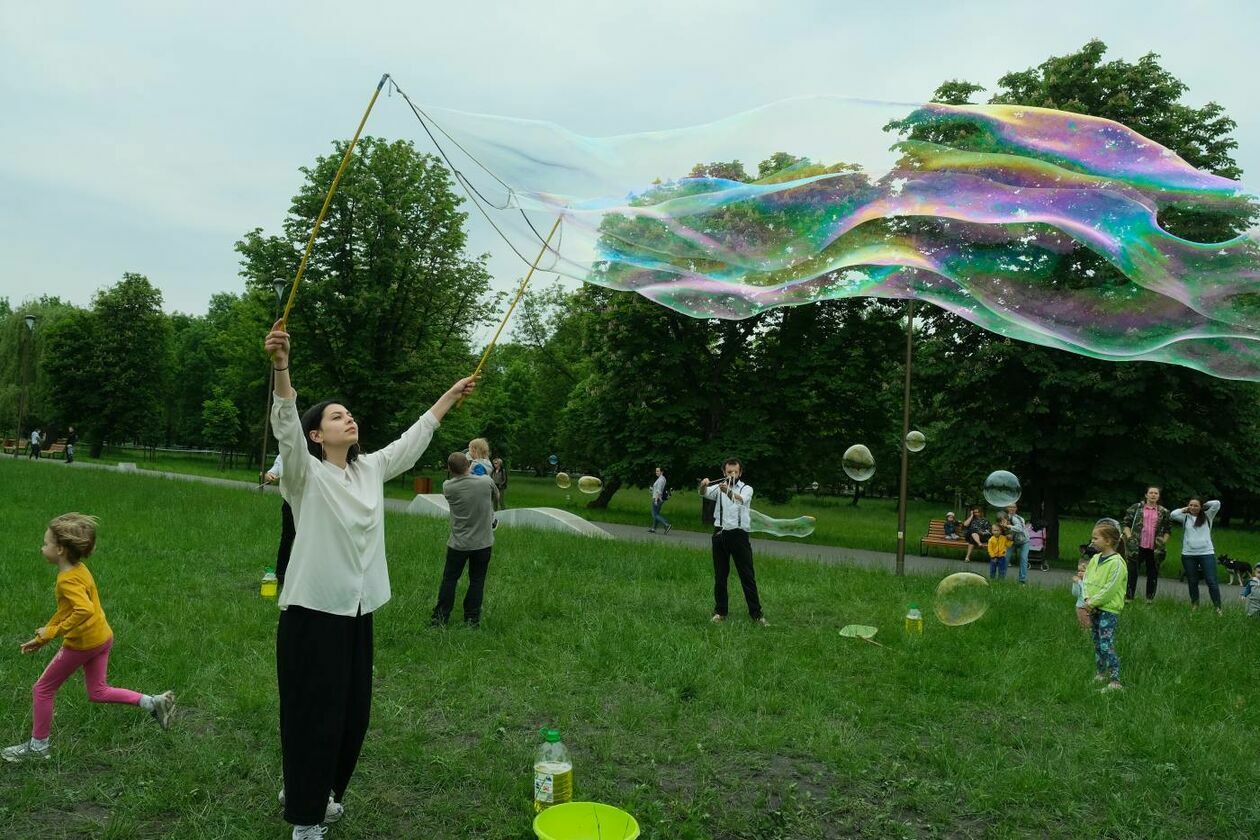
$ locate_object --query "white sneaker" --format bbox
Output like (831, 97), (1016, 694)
(292, 826), (327, 840)
(150, 691), (176, 730)
(279, 790), (343, 823)
(2, 739), (51, 763)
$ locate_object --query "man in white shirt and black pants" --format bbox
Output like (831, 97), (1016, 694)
(701, 457), (767, 626)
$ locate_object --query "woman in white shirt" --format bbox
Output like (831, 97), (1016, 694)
(1171, 497), (1222, 614)
(265, 320), (474, 839)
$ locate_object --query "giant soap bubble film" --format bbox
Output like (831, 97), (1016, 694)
(417, 96), (1260, 379)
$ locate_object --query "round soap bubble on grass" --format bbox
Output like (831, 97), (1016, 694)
(555, 472), (572, 489)
(934, 572), (990, 626)
(842, 444), (875, 482)
(577, 475), (603, 495)
(983, 470), (1021, 507)
(905, 430), (926, 452)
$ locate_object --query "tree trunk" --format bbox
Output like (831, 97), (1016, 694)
(1044, 490), (1060, 567)
(585, 475), (622, 510)
(90, 437), (104, 459)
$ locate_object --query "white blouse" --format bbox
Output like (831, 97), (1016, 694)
(272, 394), (439, 616)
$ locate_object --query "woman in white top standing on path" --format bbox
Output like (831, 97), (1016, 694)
(264, 320), (475, 840)
(1171, 498), (1223, 614)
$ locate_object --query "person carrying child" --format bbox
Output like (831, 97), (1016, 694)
(430, 452), (499, 627)
(1081, 519), (1129, 692)
(3, 513), (175, 763)
(987, 516), (1011, 579)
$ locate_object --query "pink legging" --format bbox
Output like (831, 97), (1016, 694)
(32, 637), (141, 739)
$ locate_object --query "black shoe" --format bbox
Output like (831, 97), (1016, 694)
(429, 616), (449, 628)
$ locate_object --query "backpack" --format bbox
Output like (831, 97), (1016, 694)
(661, 486), (672, 501)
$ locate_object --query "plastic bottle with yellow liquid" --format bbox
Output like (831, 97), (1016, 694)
(533, 727), (573, 813)
(260, 568), (278, 599)
(904, 603), (924, 636)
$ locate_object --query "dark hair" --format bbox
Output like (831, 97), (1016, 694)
(447, 451), (470, 476)
(723, 458), (742, 470)
(1146, 485), (1161, 495)
(1187, 497), (1208, 529)
(301, 400), (361, 463)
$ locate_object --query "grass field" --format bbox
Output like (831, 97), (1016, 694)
(64, 447), (1260, 569)
(2, 458), (1258, 838)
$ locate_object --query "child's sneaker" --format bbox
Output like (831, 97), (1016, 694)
(1, 739), (51, 763)
(1100, 681), (1124, 693)
(150, 691), (176, 730)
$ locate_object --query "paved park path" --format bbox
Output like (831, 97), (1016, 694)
(20, 457), (1244, 608)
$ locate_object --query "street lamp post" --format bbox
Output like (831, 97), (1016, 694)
(14, 315), (37, 458)
(895, 300), (914, 577)
(258, 280), (288, 484)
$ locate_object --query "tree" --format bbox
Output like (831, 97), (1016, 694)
(235, 136), (499, 455)
(43, 274), (171, 458)
(201, 392), (240, 469)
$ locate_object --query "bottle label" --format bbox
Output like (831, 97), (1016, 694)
(534, 771), (556, 803)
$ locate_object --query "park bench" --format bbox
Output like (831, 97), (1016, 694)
(45, 442), (67, 459)
(920, 518), (970, 556)
(1, 438), (17, 455)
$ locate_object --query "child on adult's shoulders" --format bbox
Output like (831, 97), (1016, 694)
(466, 438), (493, 478)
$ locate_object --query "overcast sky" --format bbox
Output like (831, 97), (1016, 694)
(2, 0), (1256, 316)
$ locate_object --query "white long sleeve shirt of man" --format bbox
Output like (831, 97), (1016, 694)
(268, 453), (283, 478)
(703, 480), (754, 532)
(271, 394), (439, 616)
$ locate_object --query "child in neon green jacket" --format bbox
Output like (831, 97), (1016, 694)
(1082, 519), (1129, 692)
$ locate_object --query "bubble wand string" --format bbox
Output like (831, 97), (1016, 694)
(469, 215), (563, 381)
(279, 73), (390, 328)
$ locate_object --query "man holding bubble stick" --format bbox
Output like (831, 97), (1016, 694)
(700, 458), (767, 627)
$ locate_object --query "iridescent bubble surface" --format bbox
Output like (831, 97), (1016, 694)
(423, 98), (1260, 379)
(905, 430), (926, 452)
(842, 444), (876, 482)
(983, 470), (1022, 507)
(749, 510), (816, 538)
(934, 572), (990, 626)
(555, 472), (571, 490)
(577, 475), (603, 495)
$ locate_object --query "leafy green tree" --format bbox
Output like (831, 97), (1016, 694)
(201, 392), (240, 469)
(43, 274), (171, 458)
(235, 136), (499, 455)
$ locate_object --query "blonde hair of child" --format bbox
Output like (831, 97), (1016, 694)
(48, 513), (99, 563)
(1093, 519), (1125, 557)
(468, 438), (490, 459)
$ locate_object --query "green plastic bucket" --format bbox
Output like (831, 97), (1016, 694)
(533, 801), (640, 840)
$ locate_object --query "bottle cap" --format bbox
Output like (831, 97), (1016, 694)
(909, 603), (918, 610)
(543, 727), (561, 743)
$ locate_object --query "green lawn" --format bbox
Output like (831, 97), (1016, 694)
(1, 459), (1257, 838)
(67, 447), (1260, 569)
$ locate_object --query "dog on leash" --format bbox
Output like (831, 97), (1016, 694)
(1219, 554), (1254, 587)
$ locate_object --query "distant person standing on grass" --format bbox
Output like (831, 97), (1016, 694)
(701, 458), (767, 626)
(65, 427), (78, 464)
(430, 451), (498, 627)
(1121, 486), (1172, 603)
(1171, 498), (1223, 614)
(490, 457), (508, 510)
(265, 319), (475, 839)
(649, 466), (672, 534)
(3, 513), (175, 763)
(1082, 519), (1128, 692)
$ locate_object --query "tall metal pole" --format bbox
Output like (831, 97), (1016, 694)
(258, 280), (287, 485)
(14, 315), (35, 458)
(895, 299), (915, 576)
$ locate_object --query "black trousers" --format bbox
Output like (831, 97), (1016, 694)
(277, 606), (373, 826)
(277, 501), (296, 583)
(432, 546), (492, 624)
(1125, 546), (1159, 600)
(712, 529), (762, 619)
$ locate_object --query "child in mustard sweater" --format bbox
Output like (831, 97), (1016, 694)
(987, 517), (1011, 579)
(3, 513), (175, 763)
